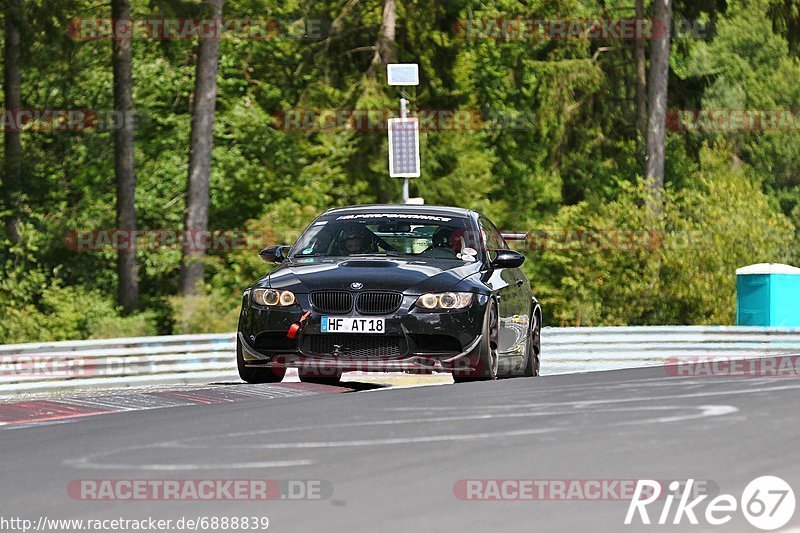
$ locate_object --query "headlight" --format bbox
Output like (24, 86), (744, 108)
(253, 288), (296, 307)
(415, 292), (473, 310)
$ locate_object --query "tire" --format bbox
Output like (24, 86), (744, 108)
(237, 337), (285, 383)
(453, 300), (499, 382)
(523, 307), (541, 378)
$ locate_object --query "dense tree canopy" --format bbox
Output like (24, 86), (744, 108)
(1, 0), (798, 341)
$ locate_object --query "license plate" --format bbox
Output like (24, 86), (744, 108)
(321, 317), (385, 334)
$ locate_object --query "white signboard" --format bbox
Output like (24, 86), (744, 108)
(387, 64), (419, 86)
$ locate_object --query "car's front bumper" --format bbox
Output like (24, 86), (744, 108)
(238, 293), (488, 373)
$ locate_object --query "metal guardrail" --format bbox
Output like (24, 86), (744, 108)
(0, 334), (236, 395)
(1, 326), (799, 395)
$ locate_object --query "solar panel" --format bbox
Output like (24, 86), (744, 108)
(388, 118), (421, 177)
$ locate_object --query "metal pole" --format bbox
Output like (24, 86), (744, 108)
(400, 97), (409, 203)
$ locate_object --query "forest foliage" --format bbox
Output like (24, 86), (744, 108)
(1, 0), (799, 342)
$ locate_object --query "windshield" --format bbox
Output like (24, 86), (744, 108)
(289, 213), (481, 261)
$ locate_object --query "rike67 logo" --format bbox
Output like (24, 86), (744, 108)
(625, 476), (796, 530)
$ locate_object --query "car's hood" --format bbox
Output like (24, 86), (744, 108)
(256, 257), (482, 295)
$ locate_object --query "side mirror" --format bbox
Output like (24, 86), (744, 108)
(491, 250), (525, 269)
(259, 245), (289, 264)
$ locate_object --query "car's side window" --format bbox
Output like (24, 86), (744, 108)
(479, 216), (509, 251)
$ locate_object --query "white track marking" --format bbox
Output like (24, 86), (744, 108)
(383, 381), (800, 411)
(164, 404), (734, 450)
(66, 403), (735, 470)
(186, 405), (736, 450)
(613, 404), (739, 425)
(63, 371), (756, 470)
(164, 411), (589, 447)
(220, 427), (558, 449)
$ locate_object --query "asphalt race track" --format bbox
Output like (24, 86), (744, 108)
(1, 360), (799, 532)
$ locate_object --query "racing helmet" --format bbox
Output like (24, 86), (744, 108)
(338, 224), (370, 253)
(432, 226), (454, 248)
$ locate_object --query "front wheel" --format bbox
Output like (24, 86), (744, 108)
(237, 337), (285, 383)
(453, 300), (499, 383)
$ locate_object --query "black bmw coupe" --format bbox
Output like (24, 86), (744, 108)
(237, 205), (541, 384)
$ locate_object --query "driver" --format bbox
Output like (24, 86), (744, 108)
(338, 225), (375, 255)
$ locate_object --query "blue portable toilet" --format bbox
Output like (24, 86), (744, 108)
(736, 263), (800, 326)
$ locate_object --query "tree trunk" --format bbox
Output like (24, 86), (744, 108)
(180, 0), (224, 295)
(645, 0), (672, 190)
(634, 0), (647, 138)
(367, 0), (397, 76)
(112, 0), (139, 312)
(3, 0), (22, 241)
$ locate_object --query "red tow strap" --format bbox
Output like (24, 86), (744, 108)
(287, 311), (311, 339)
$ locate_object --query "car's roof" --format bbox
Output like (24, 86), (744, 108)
(323, 204), (475, 217)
